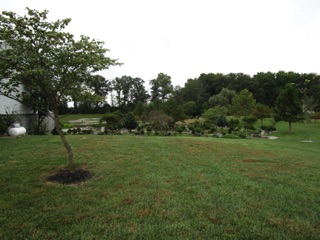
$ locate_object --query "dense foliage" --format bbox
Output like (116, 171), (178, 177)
(67, 71), (320, 121)
(80, 70), (319, 136)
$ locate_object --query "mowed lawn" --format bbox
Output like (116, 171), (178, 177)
(0, 122), (319, 239)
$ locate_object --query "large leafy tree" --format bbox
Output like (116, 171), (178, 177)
(112, 76), (148, 111)
(85, 74), (111, 111)
(231, 89), (256, 117)
(150, 73), (173, 103)
(253, 72), (277, 107)
(112, 75), (133, 109)
(208, 87), (236, 108)
(129, 77), (149, 106)
(0, 8), (120, 170)
(275, 83), (302, 133)
(227, 73), (256, 93)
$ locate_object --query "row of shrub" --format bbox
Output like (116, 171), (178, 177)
(51, 127), (93, 135)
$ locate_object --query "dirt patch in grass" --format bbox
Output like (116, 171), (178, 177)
(120, 197), (134, 206)
(45, 168), (93, 184)
(243, 159), (258, 162)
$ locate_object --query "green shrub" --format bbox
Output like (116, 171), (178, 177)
(242, 117), (257, 130)
(0, 117), (7, 135)
(82, 129), (93, 134)
(188, 125), (195, 132)
(208, 127), (216, 134)
(175, 126), (184, 134)
(31, 120), (47, 135)
(229, 119), (240, 128)
(239, 133), (246, 138)
(51, 127), (59, 135)
(146, 126), (152, 135)
(260, 125), (277, 132)
(194, 127), (202, 136)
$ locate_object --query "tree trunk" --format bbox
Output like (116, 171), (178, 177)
(289, 121), (292, 134)
(53, 105), (76, 171)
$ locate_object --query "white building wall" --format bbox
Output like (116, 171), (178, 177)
(0, 94), (32, 115)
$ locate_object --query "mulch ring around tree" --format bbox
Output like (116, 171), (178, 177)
(45, 168), (93, 184)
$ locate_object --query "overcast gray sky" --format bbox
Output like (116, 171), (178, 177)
(2, 0), (320, 87)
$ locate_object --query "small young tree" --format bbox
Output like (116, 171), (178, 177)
(252, 103), (271, 126)
(133, 101), (145, 120)
(0, 9), (120, 170)
(122, 112), (137, 132)
(242, 117), (257, 130)
(216, 114), (228, 133)
(275, 83), (302, 133)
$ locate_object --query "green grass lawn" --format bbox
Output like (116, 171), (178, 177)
(0, 122), (319, 239)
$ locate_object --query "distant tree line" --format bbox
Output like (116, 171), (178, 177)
(62, 71), (320, 118)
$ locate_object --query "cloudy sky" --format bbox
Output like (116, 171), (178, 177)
(2, 0), (320, 87)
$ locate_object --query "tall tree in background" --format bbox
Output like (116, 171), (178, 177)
(112, 76), (133, 110)
(227, 73), (256, 93)
(180, 78), (207, 115)
(111, 76), (148, 111)
(129, 77), (149, 106)
(0, 8), (120, 170)
(253, 72), (277, 107)
(85, 74), (111, 111)
(150, 73), (173, 103)
(275, 83), (302, 133)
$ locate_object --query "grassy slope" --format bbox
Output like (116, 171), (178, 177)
(0, 122), (319, 239)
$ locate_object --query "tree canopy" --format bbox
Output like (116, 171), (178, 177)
(231, 89), (256, 117)
(275, 83), (303, 133)
(0, 8), (121, 170)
